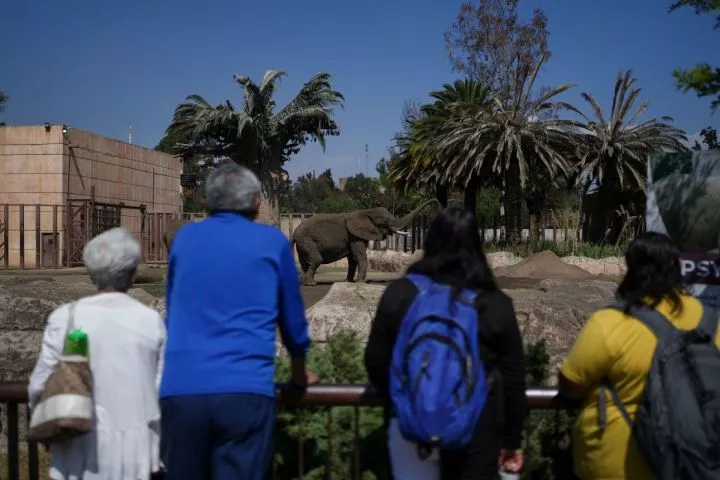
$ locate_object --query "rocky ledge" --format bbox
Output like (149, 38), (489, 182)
(303, 277), (617, 382)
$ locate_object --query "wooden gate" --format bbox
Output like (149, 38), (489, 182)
(65, 200), (89, 267)
(65, 200), (147, 267)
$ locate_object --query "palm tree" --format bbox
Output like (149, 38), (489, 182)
(0, 90), (8, 126)
(435, 55), (580, 242)
(570, 70), (688, 242)
(390, 79), (494, 210)
(167, 71), (344, 225)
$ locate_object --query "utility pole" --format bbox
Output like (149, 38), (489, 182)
(128, 125), (133, 145)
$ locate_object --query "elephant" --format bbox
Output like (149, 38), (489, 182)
(291, 199), (440, 286)
(163, 218), (191, 252)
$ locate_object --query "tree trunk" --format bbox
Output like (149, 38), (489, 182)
(504, 163), (523, 244)
(257, 192), (280, 226)
(436, 180), (448, 208)
(463, 176), (479, 216)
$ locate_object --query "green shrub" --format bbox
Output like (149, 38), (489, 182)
(521, 340), (577, 480)
(274, 330), (387, 479)
(485, 241), (625, 259)
(274, 331), (577, 480)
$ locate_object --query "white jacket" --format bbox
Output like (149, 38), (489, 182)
(28, 292), (166, 480)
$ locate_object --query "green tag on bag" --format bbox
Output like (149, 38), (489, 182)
(64, 329), (89, 357)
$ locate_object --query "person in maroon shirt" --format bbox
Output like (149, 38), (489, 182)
(364, 207), (527, 479)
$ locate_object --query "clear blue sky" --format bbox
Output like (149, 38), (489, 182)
(1, 0), (718, 181)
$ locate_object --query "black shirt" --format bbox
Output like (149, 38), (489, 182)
(363, 276), (527, 475)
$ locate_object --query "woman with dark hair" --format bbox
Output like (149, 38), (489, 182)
(558, 232), (720, 479)
(364, 207), (527, 479)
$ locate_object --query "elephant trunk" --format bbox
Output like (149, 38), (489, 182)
(392, 198), (441, 233)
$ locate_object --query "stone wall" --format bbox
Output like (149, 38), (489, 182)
(362, 249), (626, 277)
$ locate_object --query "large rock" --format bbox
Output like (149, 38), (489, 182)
(507, 278), (617, 381)
(304, 282), (385, 343)
(286, 277), (617, 383)
(367, 249), (625, 277)
(0, 278), (162, 382)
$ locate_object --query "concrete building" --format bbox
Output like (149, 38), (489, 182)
(0, 124), (182, 268)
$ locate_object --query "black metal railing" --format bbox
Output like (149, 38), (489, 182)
(0, 382), (571, 480)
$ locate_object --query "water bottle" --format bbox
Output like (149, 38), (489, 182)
(64, 329), (89, 357)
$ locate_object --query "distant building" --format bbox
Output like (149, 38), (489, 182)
(0, 125), (182, 268)
(338, 177), (349, 191)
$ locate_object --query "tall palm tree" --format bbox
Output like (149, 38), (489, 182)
(0, 90), (8, 126)
(570, 70), (688, 242)
(167, 70), (344, 225)
(390, 79), (494, 210)
(436, 55), (580, 242)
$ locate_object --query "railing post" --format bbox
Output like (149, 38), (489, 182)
(27, 407), (39, 480)
(3, 204), (8, 269)
(35, 204), (41, 269)
(19, 205), (25, 270)
(6, 402), (20, 480)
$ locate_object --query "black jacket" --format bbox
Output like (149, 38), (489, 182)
(364, 276), (527, 477)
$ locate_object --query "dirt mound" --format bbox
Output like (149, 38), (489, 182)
(495, 250), (594, 280)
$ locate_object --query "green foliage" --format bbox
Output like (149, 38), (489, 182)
(484, 240), (626, 260)
(669, 1), (720, 110)
(274, 330), (577, 480)
(344, 174), (383, 209)
(692, 126), (720, 150)
(274, 331), (386, 479)
(521, 340), (576, 480)
(0, 90), (7, 126)
(476, 187), (502, 221)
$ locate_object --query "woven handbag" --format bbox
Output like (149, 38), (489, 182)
(28, 302), (94, 443)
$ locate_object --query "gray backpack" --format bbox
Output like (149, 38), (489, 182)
(599, 302), (720, 480)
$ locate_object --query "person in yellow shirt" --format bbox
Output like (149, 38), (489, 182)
(557, 232), (720, 480)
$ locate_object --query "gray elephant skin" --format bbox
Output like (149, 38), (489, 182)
(291, 199), (439, 286)
(163, 218), (190, 252)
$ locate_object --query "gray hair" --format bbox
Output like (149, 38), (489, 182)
(83, 227), (141, 291)
(205, 163), (262, 213)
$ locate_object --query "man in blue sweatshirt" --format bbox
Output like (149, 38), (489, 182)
(159, 163), (315, 480)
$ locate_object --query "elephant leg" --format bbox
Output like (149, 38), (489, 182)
(350, 241), (368, 283)
(296, 239), (322, 286)
(346, 255), (357, 282)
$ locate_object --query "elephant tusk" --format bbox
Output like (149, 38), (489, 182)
(395, 230), (410, 236)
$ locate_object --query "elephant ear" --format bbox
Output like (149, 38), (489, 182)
(347, 214), (384, 241)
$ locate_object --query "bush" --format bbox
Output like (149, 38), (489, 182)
(484, 241), (625, 259)
(274, 331), (577, 480)
(274, 330), (387, 479)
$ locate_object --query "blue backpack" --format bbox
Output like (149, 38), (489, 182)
(389, 273), (489, 450)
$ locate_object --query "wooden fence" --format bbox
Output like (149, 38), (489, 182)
(0, 203), (206, 270)
(279, 212), (586, 254)
(0, 205), (590, 270)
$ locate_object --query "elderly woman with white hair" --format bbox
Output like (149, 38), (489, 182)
(28, 227), (166, 480)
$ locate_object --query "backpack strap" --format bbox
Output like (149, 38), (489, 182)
(404, 273), (479, 304)
(697, 305), (719, 338)
(607, 301), (676, 340)
(405, 273), (433, 294)
(598, 380), (633, 429)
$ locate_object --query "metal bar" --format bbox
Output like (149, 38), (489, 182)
(53, 205), (59, 268)
(298, 411), (305, 479)
(27, 407), (39, 480)
(65, 203), (71, 267)
(353, 406), (360, 480)
(0, 382), (568, 408)
(35, 204), (41, 269)
(326, 408), (333, 478)
(19, 204), (25, 270)
(7, 402), (20, 480)
(3, 204), (8, 269)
